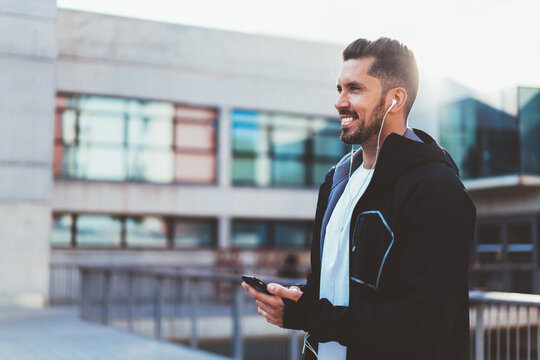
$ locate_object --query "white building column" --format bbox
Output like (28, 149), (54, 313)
(217, 106), (232, 188)
(0, 0), (57, 307)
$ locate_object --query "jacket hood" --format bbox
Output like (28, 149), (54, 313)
(334, 129), (459, 190)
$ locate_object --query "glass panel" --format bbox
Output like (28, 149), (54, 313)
(476, 224), (503, 264)
(173, 219), (214, 248)
(125, 217), (168, 248)
(272, 129), (307, 156)
(311, 117), (341, 133)
(232, 156), (270, 186)
(519, 87), (540, 175)
(176, 106), (216, 122)
(128, 116), (173, 147)
(477, 224), (502, 244)
(76, 146), (126, 181)
(78, 96), (126, 114)
(174, 153), (215, 183)
(314, 134), (345, 157)
(509, 270), (532, 293)
(271, 113), (308, 129)
(175, 123), (215, 150)
(439, 96), (519, 179)
(313, 161), (335, 185)
(127, 100), (174, 118)
(273, 158), (305, 186)
(78, 113), (125, 145)
(232, 221), (267, 247)
(51, 214), (72, 247)
(76, 215), (122, 247)
(128, 149), (173, 183)
(274, 223), (307, 248)
(232, 123), (267, 153)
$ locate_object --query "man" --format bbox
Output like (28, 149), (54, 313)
(242, 37), (476, 360)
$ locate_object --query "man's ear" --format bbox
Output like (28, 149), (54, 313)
(389, 87), (407, 113)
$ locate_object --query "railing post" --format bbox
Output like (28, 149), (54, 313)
(79, 268), (88, 320)
(190, 278), (199, 348)
(102, 270), (111, 325)
(154, 276), (163, 339)
(232, 282), (243, 360)
(289, 330), (299, 360)
(127, 271), (134, 332)
(476, 303), (485, 360)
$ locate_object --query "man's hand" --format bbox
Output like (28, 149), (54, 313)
(242, 282), (302, 328)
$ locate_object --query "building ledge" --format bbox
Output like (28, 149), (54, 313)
(464, 174), (540, 191)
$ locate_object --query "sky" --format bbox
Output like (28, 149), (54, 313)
(57, 0), (540, 93)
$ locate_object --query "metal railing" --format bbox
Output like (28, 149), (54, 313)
(79, 266), (303, 360)
(76, 265), (540, 360)
(470, 291), (540, 360)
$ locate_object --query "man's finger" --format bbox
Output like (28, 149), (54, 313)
(267, 283), (302, 301)
(255, 299), (280, 317)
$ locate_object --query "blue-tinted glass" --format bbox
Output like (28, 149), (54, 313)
(125, 217), (168, 248)
(128, 149), (173, 183)
(233, 156), (270, 186)
(439, 98), (518, 179)
(51, 214), (72, 247)
(275, 223), (307, 248)
(519, 87), (540, 175)
(314, 134), (344, 157)
(174, 219), (214, 248)
(233, 124), (267, 153)
(76, 215), (122, 247)
(272, 129), (307, 156)
(75, 146), (126, 181)
(312, 162), (334, 184)
(273, 158), (305, 186)
(232, 221), (267, 247)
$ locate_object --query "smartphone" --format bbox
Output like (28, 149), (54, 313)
(242, 275), (271, 295)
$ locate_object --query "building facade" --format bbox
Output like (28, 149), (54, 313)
(4, 4), (538, 307)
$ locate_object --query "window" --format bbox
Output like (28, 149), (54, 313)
(53, 94), (217, 184)
(125, 217), (169, 248)
(51, 214), (73, 247)
(232, 219), (312, 248)
(232, 110), (345, 187)
(173, 219), (216, 248)
(50, 213), (215, 249)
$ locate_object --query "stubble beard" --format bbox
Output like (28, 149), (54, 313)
(340, 97), (386, 145)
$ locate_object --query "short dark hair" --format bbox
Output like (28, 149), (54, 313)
(342, 37), (419, 118)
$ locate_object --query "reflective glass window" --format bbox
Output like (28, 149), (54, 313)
(519, 87), (540, 175)
(128, 149), (173, 183)
(54, 94), (217, 184)
(274, 222), (310, 248)
(173, 219), (215, 248)
(232, 110), (343, 188)
(232, 221), (267, 247)
(128, 116), (173, 148)
(125, 217), (168, 248)
(51, 214), (73, 247)
(76, 215), (122, 247)
(75, 146), (126, 181)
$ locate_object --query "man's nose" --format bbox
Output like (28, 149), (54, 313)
(334, 92), (350, 110)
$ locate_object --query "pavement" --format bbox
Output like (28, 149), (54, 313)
(0, 306), (230, 360)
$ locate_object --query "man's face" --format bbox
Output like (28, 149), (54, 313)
(335, 57), (386, 145)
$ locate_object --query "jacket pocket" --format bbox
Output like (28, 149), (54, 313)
(350, 211), (394, 290)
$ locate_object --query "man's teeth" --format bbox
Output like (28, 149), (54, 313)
(341, 117), (354, 124)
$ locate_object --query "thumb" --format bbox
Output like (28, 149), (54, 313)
(267, 283), (302, 300)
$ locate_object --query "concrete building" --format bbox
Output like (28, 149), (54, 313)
(2, 3), (539, 307)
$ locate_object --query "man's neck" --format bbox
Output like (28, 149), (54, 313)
(361, 125), (407, 169)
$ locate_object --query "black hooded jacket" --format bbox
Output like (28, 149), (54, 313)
(283, 129), (476, 360)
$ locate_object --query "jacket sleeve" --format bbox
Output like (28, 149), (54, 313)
(283, 176), (476, 352)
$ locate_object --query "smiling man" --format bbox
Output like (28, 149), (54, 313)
(243, 37), (476, 360)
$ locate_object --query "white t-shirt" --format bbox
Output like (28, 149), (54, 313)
(318, 163), (374, 359)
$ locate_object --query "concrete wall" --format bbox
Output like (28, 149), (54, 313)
(0, 0), (57, 307)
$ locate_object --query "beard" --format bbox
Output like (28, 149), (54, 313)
(340, 97), (386, 145)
